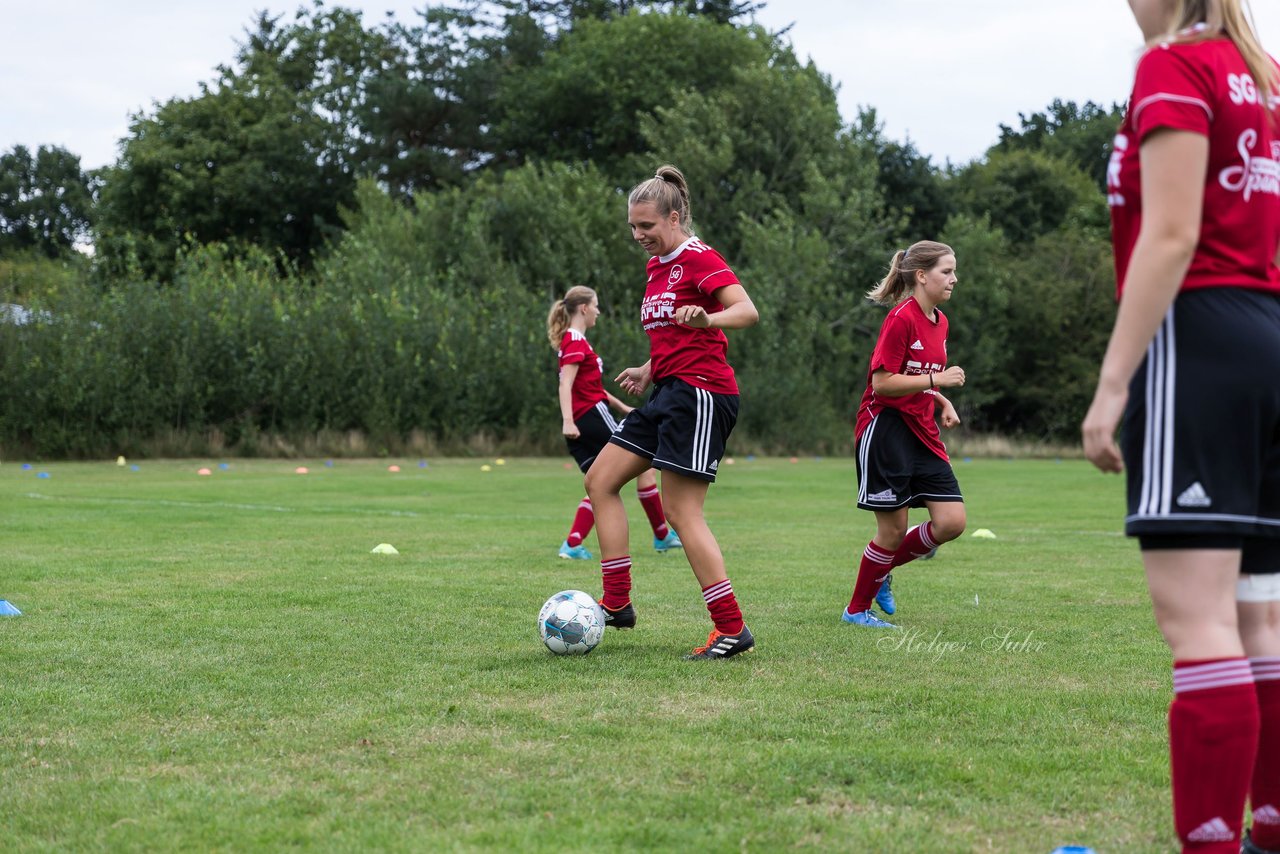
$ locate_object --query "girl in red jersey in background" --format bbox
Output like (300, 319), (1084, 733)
(1082, 2), (1280, 851)
(843, 241), (967, 629)
(584, 165), (759, 660)
(546, 286), (683, 561)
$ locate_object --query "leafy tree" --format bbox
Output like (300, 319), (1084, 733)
(851, 109), (953, 241)
(494, 12), (768, 178)
(0, 145), (96, 259)
(990, 99), (1126, 192)
(949, 149), (1104, 246)
(95, 5), (397, 277)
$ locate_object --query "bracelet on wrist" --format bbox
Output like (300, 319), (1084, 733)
(928, 372), (935, 389)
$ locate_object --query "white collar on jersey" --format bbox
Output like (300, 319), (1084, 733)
(658, 235), (698, 265)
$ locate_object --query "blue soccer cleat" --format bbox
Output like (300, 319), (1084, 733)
(842, 608), (899, 629)
(558, 540), (592, 560)
(920, 548), (937, 561)
(874, 573), (896, 615)
(654, 529), (683, 553)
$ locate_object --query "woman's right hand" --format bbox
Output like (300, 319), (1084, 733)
(616, 365), (651, 396)
(935, 365), (966, 388)
(562, 419), (580, 439)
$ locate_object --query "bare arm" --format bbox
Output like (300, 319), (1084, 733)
(871, 366), (966, 398)
(672, 284), (759, 329)
(558, 362), (580, 439)
(1082, 129), (1207, 472)
(933, 390), (961, 429)
(604, 391), (634, 416)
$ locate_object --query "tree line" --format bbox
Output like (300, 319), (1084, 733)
(0, 1), (1124, 458)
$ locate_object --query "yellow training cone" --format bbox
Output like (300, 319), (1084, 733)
(971, 528), (997, 539)
(116, 455), (127, 466)
(480, 464), (492, 472)
(370, 543), (400, 555)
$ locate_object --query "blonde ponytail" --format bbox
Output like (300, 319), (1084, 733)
(866, 241), (954, 307)
(546, 285), (597, 349)
(628, 164), (693, 235)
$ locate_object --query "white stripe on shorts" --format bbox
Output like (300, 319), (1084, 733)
(595, 400), (620, 433)
(1139, 309), (1176, 518)
(693, 387), (712, 473)
(857, 414), (878, 505)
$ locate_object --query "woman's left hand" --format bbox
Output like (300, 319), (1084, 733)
(673, 305), (710, 328)
(940, 404), (960, 429)
(1082, 384), (1127, 473)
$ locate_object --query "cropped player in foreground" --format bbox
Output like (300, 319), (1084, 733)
(546, 285), (682, 561)
(844, 241), (967, 628)
(584, 165), (759, 660)
(1081, 1), (1280, 850)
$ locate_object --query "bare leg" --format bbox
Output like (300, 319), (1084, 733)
(584, 443), (651, 559)
(659, 471), (721, 587)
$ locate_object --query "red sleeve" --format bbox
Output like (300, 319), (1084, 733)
(1130, 45), (1214, 142)
(558, 335), (587, 367)
(692, 250), (740, 296)
(869, 312), (910, 376)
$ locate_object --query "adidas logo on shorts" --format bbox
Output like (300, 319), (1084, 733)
(1176, 482), (1212, 508)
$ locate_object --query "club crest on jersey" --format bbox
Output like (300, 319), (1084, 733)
(668, 264), (684, 285)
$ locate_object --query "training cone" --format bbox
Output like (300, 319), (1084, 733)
(116, 455), (126, 466)
(480, 464), (492, 472)
(388, 465), (400, 473)
(495, 458), (506, 466)
(370, 543), (400, 555)
(295, 467), (309, 475)
(0, 600), (22, 616)
(197, 468), (212, 476)
(972, 528), (997, 539)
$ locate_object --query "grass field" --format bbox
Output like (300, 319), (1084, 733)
(1, 456), (1175, 852)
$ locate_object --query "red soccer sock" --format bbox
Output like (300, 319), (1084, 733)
(846, 541), (894, 615)
(636, 485), (669, 539)
(600, 556), (632, 612)
(566, 497), (594, 547)
(891, 521), (940, 567)
(1170, 658), (1259, 852)
(1250, 658), (1280, 849)
(702, 578), (744, 636)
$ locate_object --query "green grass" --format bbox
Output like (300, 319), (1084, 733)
(1, 456), (1173, 852)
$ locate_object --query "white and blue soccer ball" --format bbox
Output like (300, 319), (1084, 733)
(538, 590), (605, 655)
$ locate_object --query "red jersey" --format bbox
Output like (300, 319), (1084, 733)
(557, 329), (607, 420)
(640, 237), (741, 395)
(1108, 34), (1280, 298)
(855, 298), (949, 462)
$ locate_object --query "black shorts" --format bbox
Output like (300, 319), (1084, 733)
(1122, 288), (1280, 557)
(566, 401), (621, 473)
(856, 408), (962, 511)
(608, 377), (738, 482)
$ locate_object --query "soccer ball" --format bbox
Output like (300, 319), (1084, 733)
(538, 590), (606, 655)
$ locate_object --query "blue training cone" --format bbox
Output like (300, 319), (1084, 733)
(0, 600), (22, 616)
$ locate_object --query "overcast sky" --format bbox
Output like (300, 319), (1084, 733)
(4, 1), (1279, 171)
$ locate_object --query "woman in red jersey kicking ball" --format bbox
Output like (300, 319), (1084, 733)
(843, 241), (967, 629)
(584, 165), (759, 660)
(1082, 1), (1280, 851)
(546, 285), (683, 561)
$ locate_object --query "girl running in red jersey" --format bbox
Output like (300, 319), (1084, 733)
(546, 285), (682, 561)
(584, 165), (759, 660)
(1082, 2), (1280, 850)
(843, 241), (967, 628)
